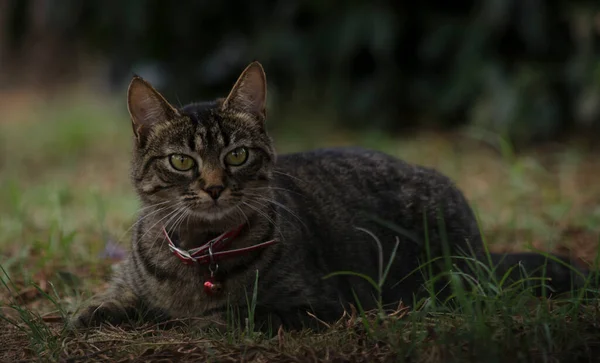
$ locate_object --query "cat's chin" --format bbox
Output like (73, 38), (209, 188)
(189, 204), (240, 223)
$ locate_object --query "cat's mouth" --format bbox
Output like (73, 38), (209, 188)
(185, 199), (240, 222)
(181, 190), (268, 223)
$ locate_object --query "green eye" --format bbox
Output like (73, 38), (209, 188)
(169, 154), (195, 171)
(225, 147), (248, 166)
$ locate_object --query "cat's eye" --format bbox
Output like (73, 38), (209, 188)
(169, 154), (195, 171)
(225, 147), (248, 166)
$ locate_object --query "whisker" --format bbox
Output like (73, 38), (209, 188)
(243, 198), (296, 233)
(179, 209), (193, 237)
(170, 207), (191, 238)
(115, 202), (175, 246)
(235, 205), (251, 227)
(137, 201), (186, 243)
(164, 205), (189, 237)
(241, 201), (284, 240)
(243, 192), (307, 229)
(160, 206), (190, 257)
(244, 186), (301, 196)
(149, 205), (188, 279)
(272, 170), (306, 183)
(137, 200), (172, 212)
(185, 207), (193, 232)
(242, 198), (281, 222)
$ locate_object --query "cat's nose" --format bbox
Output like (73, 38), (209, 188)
(204, 185), (225, 200)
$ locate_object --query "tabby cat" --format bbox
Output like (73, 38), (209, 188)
(72, 61), (587, 331)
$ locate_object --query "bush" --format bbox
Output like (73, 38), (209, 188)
(2, 0), (599, 144)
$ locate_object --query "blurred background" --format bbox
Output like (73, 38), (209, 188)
(0, 0), (599, 290)
(2, 0), (600, 143)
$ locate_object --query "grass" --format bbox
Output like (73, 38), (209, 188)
(1, 89), (599, 362)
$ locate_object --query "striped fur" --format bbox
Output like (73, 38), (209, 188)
(72, 62), (587, 331)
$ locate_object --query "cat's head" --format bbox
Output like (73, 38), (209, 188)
(127, 62), (275, 226)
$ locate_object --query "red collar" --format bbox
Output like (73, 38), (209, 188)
(162, 224), (278, 265)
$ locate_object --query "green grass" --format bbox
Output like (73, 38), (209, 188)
(1, 90), (599, 362)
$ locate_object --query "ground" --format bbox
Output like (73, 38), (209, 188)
(1, 90), (599, 362)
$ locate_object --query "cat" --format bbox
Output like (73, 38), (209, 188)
(71, 61), (588, 332)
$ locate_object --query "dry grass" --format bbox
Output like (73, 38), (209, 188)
(0, 90), (599, 362)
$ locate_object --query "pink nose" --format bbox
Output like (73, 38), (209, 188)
(204, 185), (224, 200)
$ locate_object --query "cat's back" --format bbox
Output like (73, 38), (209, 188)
(273, 146), (472, 221)
(276, 146), (404, 172)
(271, 146), (482, 260)
(272, 146), (465, 219)
(274, 146), (443, 187)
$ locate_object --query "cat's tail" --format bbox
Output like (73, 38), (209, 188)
(486, 252), (593, 295)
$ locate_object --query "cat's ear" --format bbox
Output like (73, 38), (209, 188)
(127, 76), (180, 143)
(221, 61), (267, 121)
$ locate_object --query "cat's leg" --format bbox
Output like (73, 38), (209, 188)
(68, 260), (161, 329)
(70, 278), (141, 328)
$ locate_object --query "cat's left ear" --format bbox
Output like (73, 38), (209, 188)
(127, 76), (180, 144)
(221, 61), (267, 122)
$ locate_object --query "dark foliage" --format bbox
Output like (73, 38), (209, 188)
(2, 0), (600, 143)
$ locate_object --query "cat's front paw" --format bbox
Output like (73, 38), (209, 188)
(70, 300), (130, 329)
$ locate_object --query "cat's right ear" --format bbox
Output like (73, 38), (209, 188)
(221, 61), (267, 122)
(127, 76), (180, 144)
